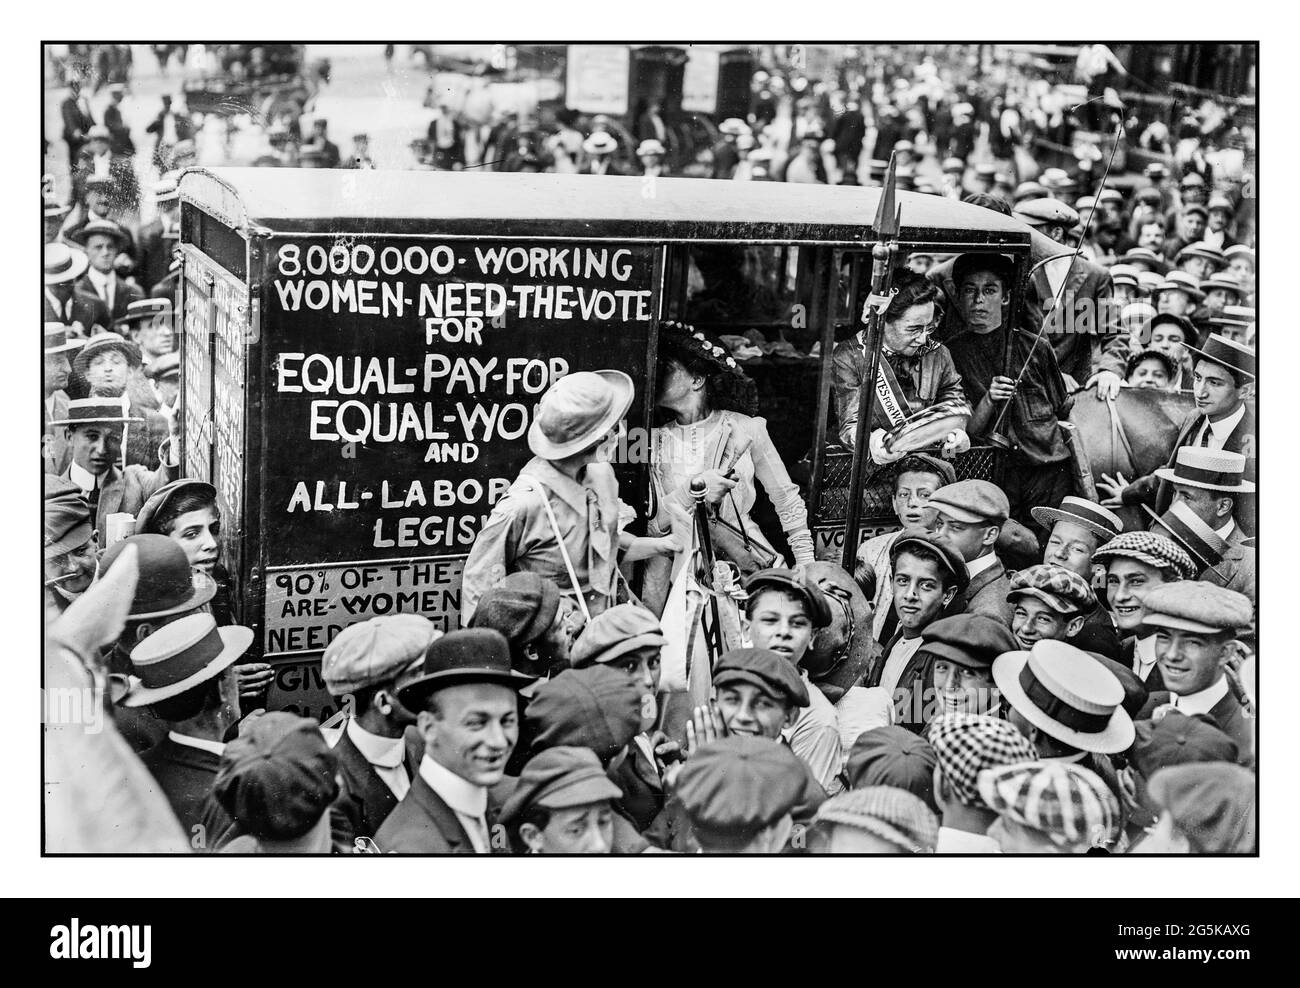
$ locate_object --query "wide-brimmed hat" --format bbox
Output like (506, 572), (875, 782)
(47, 395), (144, 429)
(44, 322), (86, 356)
(99, 534), (218, 619)
(1184, 333), (1255, 382)
(582, 131), (619, 155)
(44, 242), (90, 285)
(1155, 445), (1254, 493)
(1223, 244), (1255, 268)
(69, 218), (130, 249)
(1118, 247), (1168, 275)
(121, 611), (253, 707)
(636, 139), (665, 157)
(1107, 264), (1140, 289)
(1175, 241), (1226, 269)
(1143, 502), (1229, 575)
(114, 297), (173, 330)
(1199, 273), (1244, 298)
(527, 370), (633, 459)
(1031, 495), (1123, 544)
(1158, 272), (1206, 302)
(72, 333), (143, 376)
(135, 479), (218, 535)
(397, 628), (534, 710)
(992, 640), (1135, 754)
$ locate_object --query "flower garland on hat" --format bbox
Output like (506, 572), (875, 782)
(659, 320), (743, 374)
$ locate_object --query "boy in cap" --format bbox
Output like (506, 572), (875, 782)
(1135, 582), (1254, 767)
(1142, 762), (1255, 854)
(499, 746), (622, 854)
(1007, 564), (1098, 652)
(978, 760), (1120, 853)
(462, 370), (684, 622)
(918, 614), (1017, 726)
(674, 736), (808, 853)
(469, 571), (577, 678)
(375, 628), (534, 853)
(924, 480), (1011, 622)
(322, 615), (435, 850)
(928, 712), (1037, 853)
(740, 568), (841, 791)
(841, 726), (939, 814)
(811, 787), (938, 853)
(213, 713), (340, 854)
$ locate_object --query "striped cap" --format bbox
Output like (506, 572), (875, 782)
(978, 760), (1120, 850)
(927, 713), (1036, 808)
(47, 395), (144, 428)
(44, 322), (85, 355)
(1031, 495), (1123, 544)
(813, 787), (939, 852)
(1159, 271), (1206, 301)
(1145, 501), (1230, 574)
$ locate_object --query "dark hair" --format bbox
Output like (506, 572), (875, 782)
(883, 272), (943, 325)
(148, 675), (224, 723)
(152, 490), (218, 537)
(893, 455), (950, 493)
(893, 544), (959, 592)
(952, 252), (1015, 293)
(658, 343), (759, 417)
(962, 192), (1013, 217)
(743, 585), (807, 620)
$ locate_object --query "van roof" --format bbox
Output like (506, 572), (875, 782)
(179, 167), (1033, 249)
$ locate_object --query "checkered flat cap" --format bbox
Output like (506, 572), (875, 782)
(1009, 564), (1098, 615)
(977, 760), (1120, 850)
(927, 713), (1036, 808)
(814, 786), (939, 852)
(1092, 532), (1196, 581)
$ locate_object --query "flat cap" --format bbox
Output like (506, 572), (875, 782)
(1138, 581), (1252, 635)
(919, 614), (1018, 670)
(1147, 762), (1256, 853)
(321, 614), (436, 696)
(1015, 197), (1079, 227)
(713, 647), (809, 708)
(570, 603), (665, 668)
(1093, 531), (1197, 581)
(742, 568), (832, 628)
(526, 665), (645, 766)
(1008, 564), (1098, 615)
(468, 571), (561, 651)
(675, 736), (807, 838)
(927, 479), (1010, 525)
(978, 760), (1120, 849)
(212, 713), (339, 841)
(843, 726), (938, 813)
(813, 786), (938, 852)
(927, 713), (1036, 808)
(498, 745), (622, 825)
(895, 452), (957, 488)
(44, 475), (93, 560)
(889, 533), (970, 594)
(1130, 710), (1239, 780)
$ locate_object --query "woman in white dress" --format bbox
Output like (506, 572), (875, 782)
(642, 321), (815, 614)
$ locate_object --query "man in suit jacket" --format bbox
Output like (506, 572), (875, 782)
(72, 219), (145, 322)
(1104, 334), (1255, 526)
(136, 178), (181, 294)
(60, 79), (96, 163)
(45, 242), (110, 337)
(320, 615), (438, 851)
(120, 612), (253, 849)
(103, 84), (135, 156)
(374, 629), (533, 853)
(52, 396), (178, 535)
(1131, 582), (1255, 768)
(43, 324), (83, 475)
(926, 481), (1014, 626)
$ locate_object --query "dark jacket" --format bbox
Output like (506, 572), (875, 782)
(139, 736), (235, 848)
(1120, 404), (1256, 518)
(76, 271), (145, 322)
(43, 287), (111, 336)
(1203, 524), (1256, 602)
(1028, 257), (1117, 383)
(1120, 637), (1166, 693)
(328, 723), (424, 852)
(956, 556), (1015, 625)
(1137, 687), (1254, 769)
(831, 336), (967, 447)
(135, 217), (180, 296)
(373, 769), (515, 854)
(58, 454), (176, 537)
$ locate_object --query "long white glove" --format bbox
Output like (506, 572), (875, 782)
(868, 428), (905, 465)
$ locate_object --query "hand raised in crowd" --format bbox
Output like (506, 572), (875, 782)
(683, 702), (727, 755)
(235, 662), (275, 699)
(988, 375), (1018, 403)
(1087, 370), (1124, 401)
(1096, 471), (1130, 507)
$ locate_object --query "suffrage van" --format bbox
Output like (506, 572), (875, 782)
(175, 167), (1033, 717)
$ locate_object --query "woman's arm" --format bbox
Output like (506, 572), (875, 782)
(747, 417), (816, 565)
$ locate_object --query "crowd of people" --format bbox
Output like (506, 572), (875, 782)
(43, 44), (1256, 856)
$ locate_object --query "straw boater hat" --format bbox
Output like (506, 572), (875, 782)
(114, 297), (173, 332)
(636, 139), (665, 158)
(1158, 271), (1206, 302)
(121, 612), (253, 708)
(582, 131), (619, 156)
(527, 370), (633, 459)
(72, 333), (143, 376)
(1175, 241), (1226, 269)
(69, 218), (131, 249)
(992, 639), (1136, 754)
(44, 242), (90, 285)
(154, 176), (180, 203)
(1224, 244), (1255, 269)
(1184, 333), (1256, 382)
(44, 322), (86, 356)
(1199, 273), (1245, 299)
(1143, 501), (1230, 575)
(47, 395), (144, 429)
(1118, 247), (1169, 275)
(1030, 496), (1123, 544)
(1154, 446), (1255, 493)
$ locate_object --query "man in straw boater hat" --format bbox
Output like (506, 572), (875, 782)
(43, 476), (98, 617)
(114, 297), (175, 375)
(375, 628), (534, 853)
(71, 330), (172, 462)
(43, 323), (85, 474)
(70, 218), (144, 323)
(992, 638), (1135, 808)
(1101, 333), (1256, 523)
(122, 610), (255, 845)
(1030, 495), (1125, 658)
(1143, 448), (1255, 601)
(978, 760), (1120, 854)
(136, 176), (181, 296)
(1134, 582), (1255, 768)
(43, 242), (110, 337)
(461, 370), (684, 624)
(581, 130), (627, 176)
(49, 395), (178, 536)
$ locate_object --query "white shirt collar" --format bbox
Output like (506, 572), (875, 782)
(1215, 518), (1236, 540)
(168, 730), (225, 756)
(346, 718), (406, 769)
(1207, 403), (1246, 441)
(1171, 675), (1230, 714)
(418, 753), (487, 817)
(936, 826), (1000, 853)
(966, 552), (998, 579)
(86, 266), (112, 293)
(69, 459), (100, 491)
(1133, 634), (1158, 680)
(1041, 751), (1087, 764)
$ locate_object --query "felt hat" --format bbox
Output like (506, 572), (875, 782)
(99, 534), (218, 619)
(397, 628), (534, 710)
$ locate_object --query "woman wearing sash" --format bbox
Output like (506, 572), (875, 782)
(831, 273), (970, 464)
(641, 322), (817, 615)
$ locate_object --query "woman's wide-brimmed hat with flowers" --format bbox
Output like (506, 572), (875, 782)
(659, 320), (743, 374)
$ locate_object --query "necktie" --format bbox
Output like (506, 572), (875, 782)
(1199, 423), (1212, 447)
